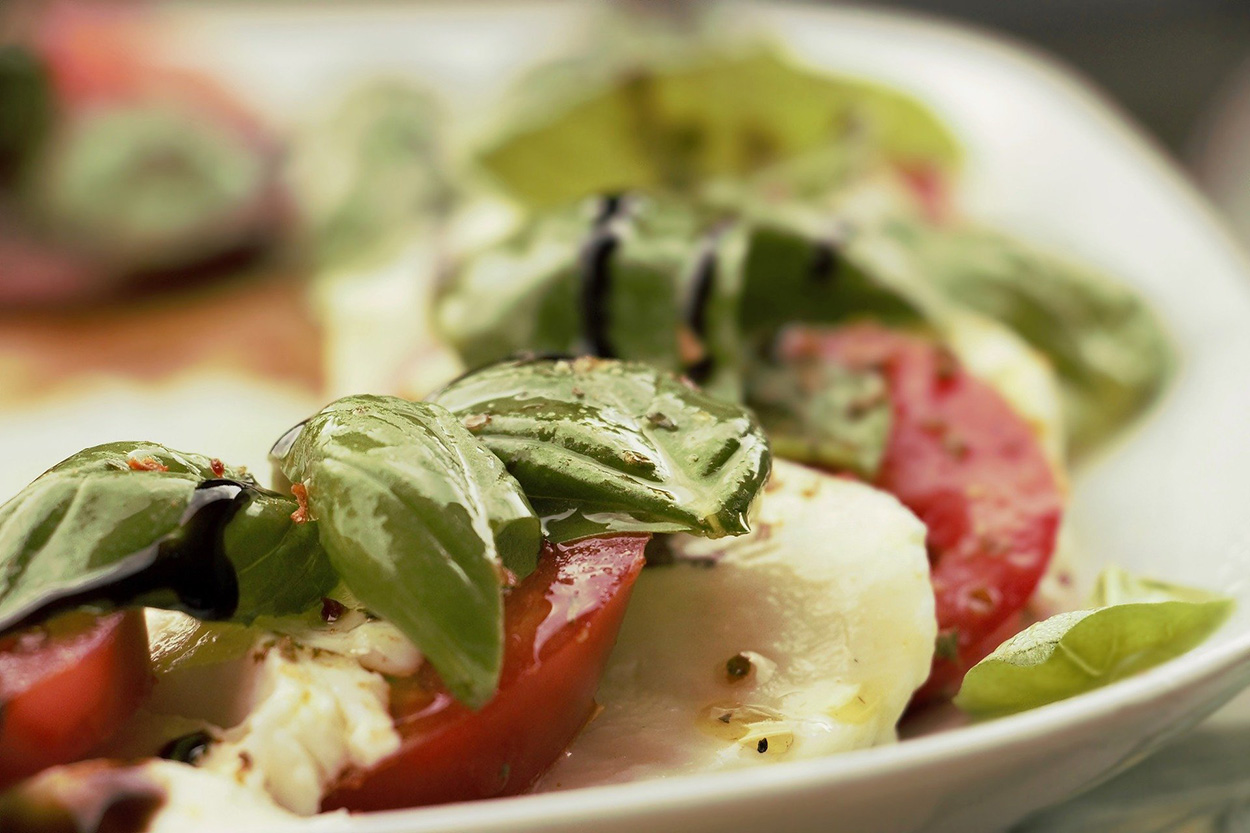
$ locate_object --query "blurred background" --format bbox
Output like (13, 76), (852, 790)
(874, 0), (1250, 242)
(874, 0), (1250, 158)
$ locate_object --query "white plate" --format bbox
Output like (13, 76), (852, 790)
(9, 3), (1250, 831)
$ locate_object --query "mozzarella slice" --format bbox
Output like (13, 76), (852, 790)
(537, 460), (935, 790)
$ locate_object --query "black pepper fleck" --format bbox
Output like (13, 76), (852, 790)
(725, 653), (752, 682)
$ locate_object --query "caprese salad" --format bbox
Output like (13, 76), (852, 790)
(0, 31), (1231, 833)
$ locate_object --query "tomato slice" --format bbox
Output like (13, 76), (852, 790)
(324, 533), (649, 811)
(0, 610), (152, 790)
(781, 323), (1063, 703)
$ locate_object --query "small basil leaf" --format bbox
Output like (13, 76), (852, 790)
(279, 395), (541, 707)
(955, 572), (1232, 718)
(0, 442), (332, 633)
(431, 357), (771, 538)
(745, 357), (891, 478)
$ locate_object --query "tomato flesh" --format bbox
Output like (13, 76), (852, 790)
(0, 611), (152, 790)
(782, 323), (1063, 703)
(324, 534), (649, 811)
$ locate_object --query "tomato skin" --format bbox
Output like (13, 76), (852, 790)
(0, 611), (152, 790)
(323, 534), (649, 811)
(782, 323), (1063, 703)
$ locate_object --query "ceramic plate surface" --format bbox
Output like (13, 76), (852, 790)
(5, 3), (1250, 832)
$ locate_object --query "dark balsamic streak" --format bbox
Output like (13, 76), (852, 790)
(685, 243), (718, 338)
(592, 192), (624, 225)
(159, 730), (214, 765)
(0, 480), (254, 634)
(682, 227), (725, 384)
(578, 193), (630, 359)
(809, 240), (840, 285)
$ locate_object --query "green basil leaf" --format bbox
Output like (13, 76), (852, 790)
(431, 357), (771, 539)
(277, 395), (541, 707)
(223, 491), (337, 620)
(0, 442), (333, 633)
(479, 50), (958, 208)
(861, 219), (1174, 457)
(744, 357), (891, 478)
(955, 572), (1232, 718)
(738, 223), (926, 340)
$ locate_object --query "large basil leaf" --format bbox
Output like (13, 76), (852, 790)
(431, 357), (771, 541)
(479, 51), (959, 208)
(744, 357), (891, 478)
(859, 218), (1174, 457)
(0, 443), (334, 634)
(955, 570), (1232, 718)
(277, 395), (542, 707)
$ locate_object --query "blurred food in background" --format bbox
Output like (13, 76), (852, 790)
(0, 3), (289, 307)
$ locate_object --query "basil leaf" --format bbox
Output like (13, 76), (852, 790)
(738, 223), (926, 340)
(223, 491), (337, 620)
(745, 357), (891, 478)
(278, 395), (541, 707)
(431, 357), (771, 539)
(479, 51), (958, 208)
(0, 442), (333, 633)
(955, 572), (1232, 718)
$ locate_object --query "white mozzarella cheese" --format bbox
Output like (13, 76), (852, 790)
(537, 460), (935, 790)
(197, 643), (400, 816)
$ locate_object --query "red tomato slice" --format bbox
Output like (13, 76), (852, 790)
(324, 533), (649, 811)
(781, 323), (1063, 703)
(0, 610), (152, 790)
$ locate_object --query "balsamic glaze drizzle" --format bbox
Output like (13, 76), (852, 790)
(159, 730), (214, 766)
(0, 480), (254, 634)
(685, 243), (718, 339)
(681, 228), (726, 385)
(809, 240), (840, 285)
(578, 194), (630, 359)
